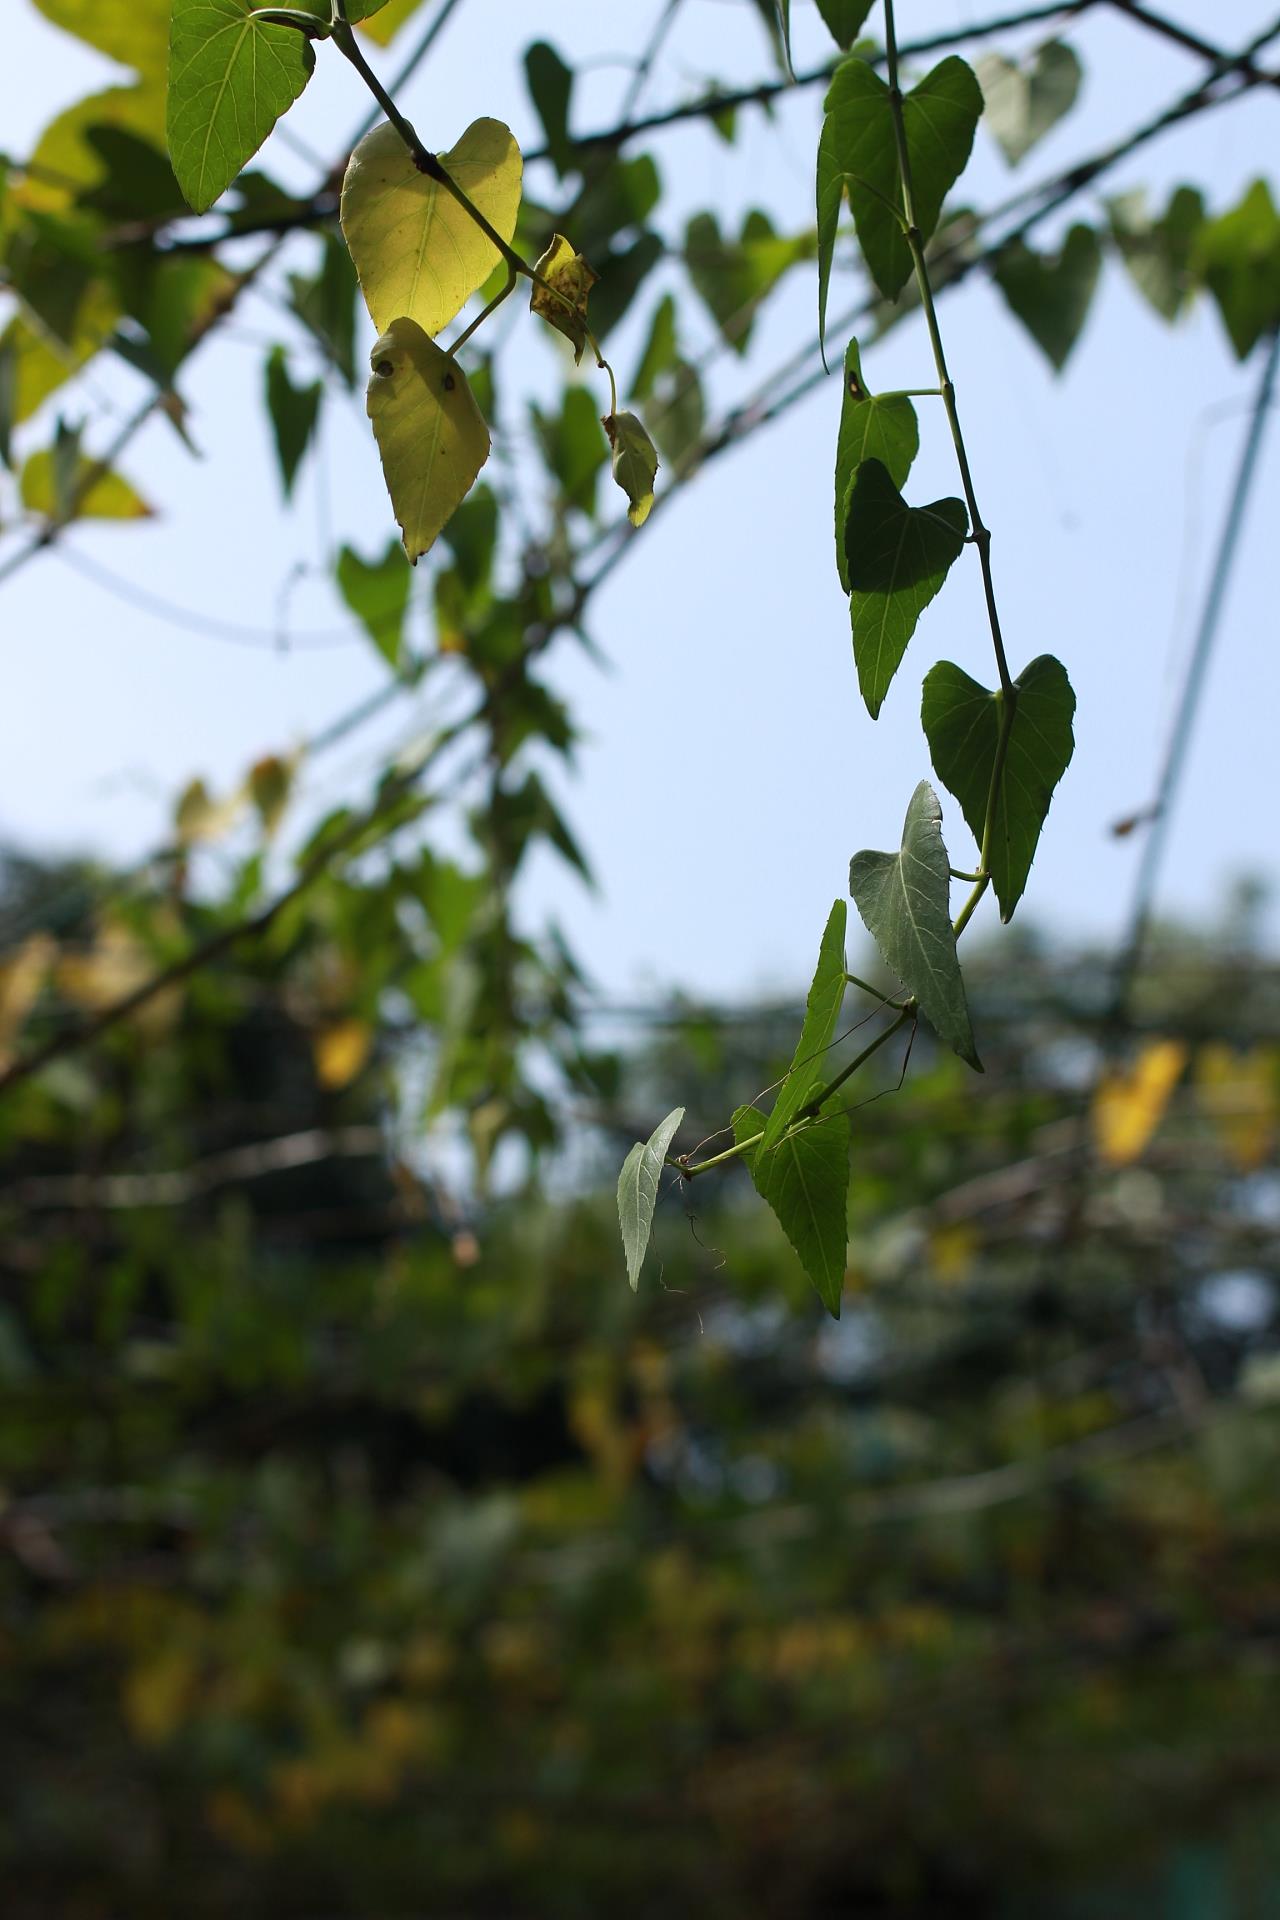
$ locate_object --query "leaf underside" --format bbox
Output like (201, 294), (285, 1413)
(618, 1106), (685, 1288)
(733, 1103), (850, 1317)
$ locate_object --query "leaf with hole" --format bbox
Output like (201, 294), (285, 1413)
(341, 116), (522, 338)
(817, 55), (982, 344)
(844, 460), (966, 718)
(618, 1106), (684, 1288)
(976, 40), (1082, 168)
(994, 225), (1101, 370)
(733, 1103), (850, 1317)
(849, 780), (979, 1069)
(834, 337), (919, 591)
(921, 654), (1075, 922)
(761, 900), (847, 1151)
(366, 318), (490, 564)
(167, 0), (315, 214)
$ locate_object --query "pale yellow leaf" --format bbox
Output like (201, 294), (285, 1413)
(366, 318), (490, 563)
(313, 1018), (373, 1090)
(1196, 1044), (1277, 1171)
(341, 116), (522, 339)
(355, 0), (427, 45)
(1092, 1037), (1187, 1166)
(21, 448), (152, 521)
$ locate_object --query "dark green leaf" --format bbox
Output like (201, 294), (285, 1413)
(533, 385), (606, 516)
(336, 537), (412, 670)
(587, 231), (664, 340)
(1194, 180), (1280, 361)
(264, 344), (321, 499)
(849, 780), (980, 1069)
(289, 233), (359, 387)
(976, 40), (1082, 168)
(1108, 186), (1204, 322)
(761, 900), (847, 1150)
(603, 409), (658, 527)
(618, 1105), (685, 1288)
(630, 293), (678, 401)
(817, 55), (982, 344)
(834, 337), (919, 591)
(79, 127), (185, 219)
(816, 0), (875, 51)
(993, 224), (1101, 370)
(167, 0), (316, 213)
(525, 40), (574, 174)
(733, 1103), (850, 1317)
(844, 460), (967, 718)
(0, 335), (14, 470)
(921, 654), (1076, 922)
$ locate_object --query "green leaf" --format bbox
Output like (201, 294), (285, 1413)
(336, 537), (412, 669)
(340, 116), (522, 338)
(533, 385), (606, 516)
(264, 345), (321, 498)
(365, 318), (491, 564)
(167, 0), (315, 214)
(976, 40), (1082, 168)
(732, 1103), (850, 1317)
(761, 901), (847, 1151)
(525, 40), (574, 175)
(586, 231), (663, 341)
(35, 0), (169, 81)
(834, 337), (919, 591)
(844, 460), (967, 718)
(849, 780), (980, 1069)
(648, 357), (705, 473)
(0, 337), (14, 470)
(817, 55), (982, 344)
(1108, 186), (1204, 322)
(684, 209), (812, 356)
(921, 655), (1076, 922)
(21, 445), (153, 521)
(603, 410), (658, 527)
(630, 293), (677, 401)
(815, 0), (875, 52)
(289, 233), (359, 386)
(1194, 180), (1280, 362)
(617, 1106), (684, 1289)
(993, 224), (1101, 371)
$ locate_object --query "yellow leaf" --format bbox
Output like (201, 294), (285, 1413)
(929, 1221), (977, 1284)
(530, 232), (598, 363)
(366, 318), (490, 563)
(248, 754), (295, 836)
(1196, 1043), (1277, 1171)
(1092, 1037), (1187, 1166)
(341, 116), (522, 339)
(313, 1018), (373, 1090)
(33, 0), (169, 81)
(174, 776), (243, 845)
(16, 84), (166, 215)
(2, 285), (122, 425)
(355, 0), (427, 44)
(0, 934), (56, 1068)
(21, 448), (152, 521)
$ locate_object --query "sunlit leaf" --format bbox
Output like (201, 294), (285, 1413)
(844, 460), (967, 718)
(849, 780), (979, 1069)
(733, 1102), (850, 1317)
(1194, 179), (1280, 361)
(834, 337), (919, 591)
(761, 900), (847, 1151)
(976, 40), (1082, 168)
(21, 445), (152, 521)
(341, 117), (522, 338)
(994, 225), (1101, 370)
(530, 233), (598, 364)
(167, 0), (316, 214)
(33, 0), (169, 79)
(602, 410), (658, 527)
(684, 209), (813, 356)
(366, 317), (491, 564)
(313, 1018), (374, 1091)
(618, 1106), (684, 1288)
(1093, 1039), (1187, 1165)
(354, 0), (427, 44)
(922, 654), (1076, 921)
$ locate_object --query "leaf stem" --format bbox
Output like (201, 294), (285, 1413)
(845, 970), (910, 1010)
(450, 264), (517, 352)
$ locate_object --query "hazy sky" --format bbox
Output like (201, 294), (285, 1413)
(2, 0), (1278, 1000)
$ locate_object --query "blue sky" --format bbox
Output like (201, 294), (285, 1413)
(1, 0), (1278, 1000)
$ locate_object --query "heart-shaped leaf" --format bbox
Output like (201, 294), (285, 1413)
(341, 116), (522, 338)
(264, 344), (321, 499)
(336, 537), (412, 669)
(684, 209), (812, 357)
(816, 0), (875, 51)
(844, 460), (967, 718)
(834, 338), (919, 591)
(1108, 186), (1204, 322)
(849, 780), (979, 1069)
(817, 55), (982, 344)
(977, 39), (1081, 168)
(366, 318), (490, 563)
(921, 654), (1076, 922)
(1194, 179), (1280, 362)
(761, 900), (847, 1151)
(618, 1105), (685, 1289)
(167, 0), (315, 214)
(994, 225), (1101, 370)
(733, 1103), (850, 1317)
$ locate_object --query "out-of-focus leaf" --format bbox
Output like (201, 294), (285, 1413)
(525, 41), (574, 174)
(977, 40), (1082, 167)
(684, 208), (812, 355)
(534, 386), (606, 516)
(21, 444), (152, 521)
(336, 537), (413, 669)
(289, 233), (360, 387)
(1093, 1039), (1187, 1165)
(994, 225), (1101, 370)
(584, 231), (663, 341)
(1194, 180), (1280, 361)
(1108, 186), (1204, 322)
(313, 1018), (374, 1091)
(264, 345), (322, 498)
(33, 0), (169, 79)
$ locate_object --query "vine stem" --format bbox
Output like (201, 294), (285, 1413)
(882, 0), (1018, 932)
(671, 1007), (913, 1179)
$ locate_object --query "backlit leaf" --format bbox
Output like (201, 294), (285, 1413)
(849, 780), (979, 1069)
(530, 233), (598, 364)
(834, 337), (919, 591)
(167, 0), (315, 214)
(336, 537), (412, 669)
(341, 117), (522, 338)
(761, 901), (847, 1151)
(354, 0), (426, 45)
(313, 1018), (374, 1091)
(733, 1102), (850, 1317)
(684, 209), (813, 356)
(1194, 179), (1280, 361)
(618, 1106), (684, 1289)
(976, 40), (1082, 168)
(994, 225), (1101, 370)
(21, 445), (152, 521)
(264, 345), (321, 499)
(817, 55), (982, 344)
(844, 460), (967, 718)
(1108, 185), (1204, 322)
(34, 0), (169, 79)
(1093, 1039), (1187, 1166)
(366, 318), (490, 564)
(603, 410), (658, 527)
